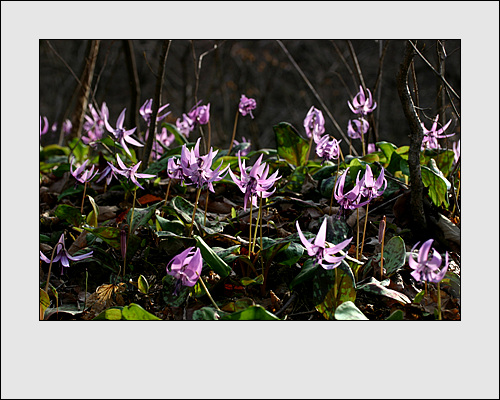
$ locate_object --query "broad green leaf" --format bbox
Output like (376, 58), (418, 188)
(325, 216), (350, 244)
(121, 303), (160, 320)
(357, 277), (411, 305)
(312, 164), (338, 181)
(220, 305), (280, 321)
(360, 153), (380, 163)
(274, 241), (304, 266)
(421, 165), (450, 208)
(57, 185), (84, 201)
(194, 235), (232, 278)
(138, 275), (149, 294)
(376, 141), (397, 163)
(413, 290), (426, 304)
(192, 307), (226, 320)
(383, 236), (406, 276)
(155, 215), (185, 235)
(86, 195), (99, 228)
(289, 259), (318, 289)
(127, 202), (159, 233)
(284, 165), (308, 192)
(334, 301), (369, 320)
(385, 309), (404, 320)
(274, 122), (309, 166)
(83, 226), (141, 258)
(434, 150), (455, 177)
(94, 308), (123, 320)
(54, 204), (82, 227)
(40, 288), (50, 319)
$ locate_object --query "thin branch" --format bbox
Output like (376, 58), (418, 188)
(276, 40), (357, 155)
(142, 40), (171, 170)
(346, 40), (366, 91)
(330, 40), (357, 90)
(123, 40), (141, 133)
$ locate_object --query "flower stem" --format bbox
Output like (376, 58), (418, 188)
(360, 203), (370, 257)
(360, 128), (366, 156)
(252, 195), (263, 254)
(356, 208), (360, 260)
(161, 180), (172, 217)
(189, 188), (202, 237)
(197, 273), (221, 311)
(124, 187), (138, 277)
(227, 110), (239, 156)
(304, 135), (314, 166)
(203, 188), (209, 228)
(334, 267), (338, 307)
(80, 181), (88, 214)
(44, 242), (64, 294)
(380, 225), (386, 280)
(207, 120), (212, 152)
(248, 200), (253, 256)
(437, 282), (442, 320)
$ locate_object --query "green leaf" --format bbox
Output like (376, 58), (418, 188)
(220, 305), (280, 321)
(93, 307), (123, 320)
(121, 303), (160, 320)
(284, 165), (308, 192)
(162, 122), (188, 146)
(383, 236), (406, 276)
(274, 241), (304, 266)
(194, 235), (232, 278)
(421, 164), (450, 208)
(289, 259), (318, 289)
(241, 274), (264, 286)
(192, 307), (226, 320)
(274, 122), (309, 166)
(334, 301), (369, 320)
(57, 185), (84, 201)
(54, 204), (82, 227)
(40, 288), (50, 318)
(138, 275), (149, 294)
(162, 274), (192, 307)
(376, 141), (397, 164)
(83, 226), (141, 258)
(127, 202), (159, 233)
(413, 290), (426, 304)
(385, 309), (404, 320)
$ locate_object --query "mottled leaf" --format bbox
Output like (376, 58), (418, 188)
(54, 204), (82, 227)
(334, 301), (369, 320)
(421, 164), (450, 208)
(274, 122), (309, 166)
(194, 235), (232, 278)
(383, 236), (406, 276)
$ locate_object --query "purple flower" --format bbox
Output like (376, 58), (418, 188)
(175, 113), (195, 137)
(83, 103), (109, 147)
(180, 138), (228, 193)
(167, 156), (183, 180)
(367, 143), (376, 154)
(187, 101), (210, 125)
(421, 115), (454, 150)
(96, 161), (125, 186)
(229, 152), (281, 211)
(348, 85), (377, 116)
(150, 127), (175, 160)
(239, 94), (257, 119)
(62, 119), (72, 135)
(358, 164), (387, 200)
(104, 108), (143, 157)
(166, 246), (203, 295)
(296, 218), (352, 270)
(347, 118), (369, 140)
(303, 106), (325, 143)
(408, 239), (449, 283)
(232, 136), (252, 157)
(139, 98), (171, 127)
(334, 168), (369, 210)
(40, 116), (49, 138)
(40, 233), (93, 275)
(316, 134), (341, 163)
(70, 157), (98, 184)
(115, 154), (156, 190)
(452, 140), (460, 164)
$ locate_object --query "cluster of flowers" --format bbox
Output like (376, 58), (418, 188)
(409, 239), (449, 284)
(303, 106), (341, 163)
(347, 85), (377, 141)
(420, 114), (456, 151)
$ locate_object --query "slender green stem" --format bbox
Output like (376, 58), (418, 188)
(380, 224), (386, 279)
(304, 135), (314, 166)
(227, 110), (239, 156)
(85, 268), (88, 310)
(80, 181), (87, 214)
(197, 273), (221, 311)
(252, 195), (263, 254)
(360, 203), (370, 257)
(334, 267), (338, 307)
(248, 200), (253, 256)
(124, 188), (138, 277)
(44, 242), (64, 294)
(189, 188), (202, 237)
(207, 120), (212, 152)
(161, 179), (172, 217)
(360, 128), (366, 156)
(356, 208), (360, 260)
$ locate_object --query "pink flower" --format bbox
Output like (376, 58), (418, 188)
(348, 85), (377, 116)
(239, 94), (257, 119)
(40, 233), (93, 275)
(303, 106), (325, 143)
(408, 239), (449, 283)
(104, 108), (143, 157)
(167, 247), (203, 295)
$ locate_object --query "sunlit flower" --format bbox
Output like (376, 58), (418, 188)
(167, 156), (183, 180)
(40, 233), (93, 275)
(348, 85), (377, 116)
(334, 168), (369, 210)
(421, 114), (454, 150)
(115, 154), (156, 190)
(303, 106), (325, 143)
(347, 118), (369, 140)
(408, 239), (449, 283)
(229, 152), (281, 210)
(175, 113), (195, 137)
(104, 108), (143, 157)
(187, 101), (210, 125)
(70, 157), (98, 184)
(358, 164), (386, 200)
(166, 246), (203, 295)
(83, 102), (109, 147)
(296, 218), (352, 270)
(452, 140), (460, 164)
(316, 134), (341, 163)
(40, 116), (49, 138)
(239, 94), (257, 119)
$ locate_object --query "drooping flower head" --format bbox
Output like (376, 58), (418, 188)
(139, 98), (171, 127)
(229, 152), (281, 210)
(421, 114), (454, 150)
(239, 94), (257, 119)
(96, 160), (125, 186)
(187, 101), (210, 125)
(348, 85), (377, 116)
(62, 119), (72, 136)
(357, 164), (387, 201)
(303, 106), (325, 143)
(166, 246), (203, 295)
(115, 154), (156, 190)
(408, 239), (449, 283)
(296, 218), (352, 270)
(347, 118), (369, 140)
(104, 108), (143, 157)
(40, 233), (93, 275)
(40, 116), (49, 138)
(83, 103), (109, 147)
(316, 134), (341, 163)
(334, 168), (369, 211)
(70, 157), (98, 185)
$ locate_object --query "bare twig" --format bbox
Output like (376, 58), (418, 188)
(331, 40), (357, 90)
(276, 40), (357, 155)
(346, 40), (366, 91)
(123, 40), (141, 134)
(396, 40), (427, 235)
(142, 40), (171, 170)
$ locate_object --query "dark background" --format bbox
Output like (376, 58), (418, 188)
(39, 39), (461, 154)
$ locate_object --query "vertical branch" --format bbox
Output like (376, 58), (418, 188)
(142, 40), (171, 170)
(396, 40), (427, 235)
(436, 40), (447, 128)
(123, 40), (141, 137)
(69, 40), (100, 141)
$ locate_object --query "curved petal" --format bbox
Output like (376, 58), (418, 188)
(67, 251), (93, 261)
(418, 239), (434, 263)
(296, 221), (314, 253)
(39, 251), (52, 263)
(314, 218), (327, 248)
(116, 108), (127, 129)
